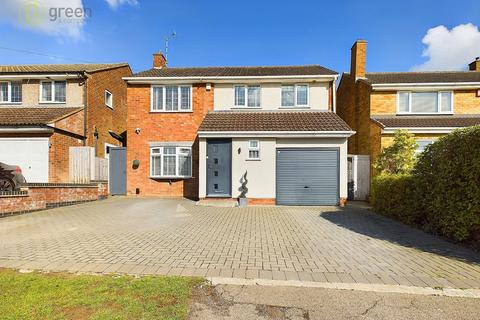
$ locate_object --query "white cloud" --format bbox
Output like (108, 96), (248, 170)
(104, 0), (138, 9)
(0, 0), (86, 39)
(412, 23), (480, 71)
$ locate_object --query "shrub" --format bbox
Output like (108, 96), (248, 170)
(374, 129), (418, 175)
(371, 126), (480, 249)
(370, 174), (420, 225)
(414, 126), (480, 244)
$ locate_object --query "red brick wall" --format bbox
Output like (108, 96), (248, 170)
(54, 108), (84, 136)
(0, 183), (107, 216)
(86, 66), (132, 158)
(127, 83), (214, 198)
(49, 110), (85, 182)
(48, 133), (84, 182)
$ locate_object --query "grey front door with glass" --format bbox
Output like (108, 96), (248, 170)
(207, 139), (232, 197)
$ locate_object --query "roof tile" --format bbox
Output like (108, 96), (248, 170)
(371, 115), (480, 128)
(365, 71), (480, 84)
(0, 107), (83, 125)
(0, 63), (129, 74)
(133, 65), (337, 78)
(198, 111), (351, 132)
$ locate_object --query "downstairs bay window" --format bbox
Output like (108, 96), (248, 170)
(397, 91), (453, 114)
(150, 146), (192, 178)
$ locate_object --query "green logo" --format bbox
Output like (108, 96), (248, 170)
(19, 0), (45, 27)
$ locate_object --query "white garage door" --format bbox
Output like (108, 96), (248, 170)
(0, 138), (49, 183)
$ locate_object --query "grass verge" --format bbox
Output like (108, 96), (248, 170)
(0, 268), (202, 320)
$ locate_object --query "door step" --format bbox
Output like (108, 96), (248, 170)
(196, 198), (238, 207)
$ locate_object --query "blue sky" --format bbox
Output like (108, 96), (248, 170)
(0, 0), (479, 73)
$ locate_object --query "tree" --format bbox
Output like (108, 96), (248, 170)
(374, 129), (418, 175)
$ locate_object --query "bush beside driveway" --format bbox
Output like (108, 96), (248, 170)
(371, 126), (480, 249)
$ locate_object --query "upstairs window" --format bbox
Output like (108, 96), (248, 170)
(397, 91), (453, 114)
(234, 85), (261, 107)
(41, 81), (66, 103)
(105, 90), (113, 109)
(151, 85), (192, 112)
(0, 81), (22, 103)
(281, 84), (309, 107)
(150, 146), (192, 178)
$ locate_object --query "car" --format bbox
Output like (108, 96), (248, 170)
(0, 162), (26, 191)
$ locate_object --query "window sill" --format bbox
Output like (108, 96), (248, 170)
(0, 102), (22, 105)
(39, 101), (66, 104)
(246, 158), (261, 161)
(396, 112), (454, 116)
(231, 107), (262, 110)
(150, 176), (193, 180)
(150, 110), (193, 113)
(278, 106), (311, 110)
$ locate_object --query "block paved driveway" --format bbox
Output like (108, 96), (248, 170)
(1, 197), (479, 289)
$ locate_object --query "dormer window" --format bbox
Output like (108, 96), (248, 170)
(234, 85), (260, 108)
(0, 81), (22, 103)
(397, 91), (453, 114)
(40, 81), (66, 103)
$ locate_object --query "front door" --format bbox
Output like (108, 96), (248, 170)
(207, 139), (232, 197)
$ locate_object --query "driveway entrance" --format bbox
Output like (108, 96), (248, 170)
(0, 198), (479, 289)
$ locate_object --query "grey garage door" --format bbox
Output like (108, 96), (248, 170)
(276, 148), (339, 206)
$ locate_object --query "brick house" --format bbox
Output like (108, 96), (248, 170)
(124, 54), (354, 205)
(336, 40), (480, 198)
(0, 63), (132, 183)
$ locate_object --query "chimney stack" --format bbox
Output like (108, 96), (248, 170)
(350, 40), (367, 80)
(153, 52), (167, 68)
(469, 57), (480, 71)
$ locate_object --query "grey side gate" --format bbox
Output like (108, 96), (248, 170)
(276, 148), (339, 206)
(109, 147), (126, 195)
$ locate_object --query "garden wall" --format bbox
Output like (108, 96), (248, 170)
(0, 182), (108, 217)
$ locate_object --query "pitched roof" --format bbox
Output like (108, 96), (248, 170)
(371, 115), (480, 128)
(0, 63), (129, 74)
(365, 71), (480, 84)
(198, 111), (351, 132)
(0, 107), (83, 125)
(132, 65), (337, 78)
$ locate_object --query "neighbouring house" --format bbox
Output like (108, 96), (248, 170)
(0, 63), (132, 183)
(124, 53), (354, 205)
(336, 40), (480, 199)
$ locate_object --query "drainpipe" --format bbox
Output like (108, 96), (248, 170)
(80, 71), (88, 146)
(332, 77), (337, 113)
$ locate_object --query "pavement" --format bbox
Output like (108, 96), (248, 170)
(1, 197), (480, 290)
(189, 283), (480, 319)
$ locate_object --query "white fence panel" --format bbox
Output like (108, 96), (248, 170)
(70, 147), (108, 183)
(348, 155), (370, 201)
(95, 157), (108, 181)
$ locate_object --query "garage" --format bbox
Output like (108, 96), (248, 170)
(276, 148), (339, 205)
(0, 138), (49, 183)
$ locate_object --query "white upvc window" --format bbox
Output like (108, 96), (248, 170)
(40, 80), (66, 103)
(415, 140), (434, 154)
(281, 84), (309, 107)
(234, 85), (261, 107)
(247, 140), (260, 160)
(397, 91), (453, 114)
(0, 81), (22, 103)
(151, 85), (192, 112)
(150, 146), (192, 178)
(105, 90), (113, 109)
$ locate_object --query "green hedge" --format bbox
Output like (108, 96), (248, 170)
(371, 174), (420, 226)
(371, 126), (480, 248)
